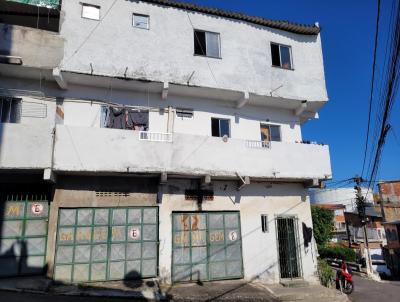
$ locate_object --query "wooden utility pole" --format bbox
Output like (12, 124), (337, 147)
(354, 176), (373, 276)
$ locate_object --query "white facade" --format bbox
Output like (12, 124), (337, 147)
(0, 0), (330, 285)
(310, 188), (374, 212)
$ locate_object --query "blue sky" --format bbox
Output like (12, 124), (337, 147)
(182, 0), (400, 185)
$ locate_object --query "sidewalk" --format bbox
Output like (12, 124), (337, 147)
(0, 276), (349, 302)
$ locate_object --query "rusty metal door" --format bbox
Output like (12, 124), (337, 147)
(54, 207), (158, 283)
(172, 212), (243, 282)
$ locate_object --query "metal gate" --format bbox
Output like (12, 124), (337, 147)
(172, 212), (243, 282)
(0, 195), (49, 277)
(276, 216), (302, 279)
(54, 207), (158, 283)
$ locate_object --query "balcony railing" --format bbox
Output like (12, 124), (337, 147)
(139, 131), (173, 143)
(245, 140), (270, 149)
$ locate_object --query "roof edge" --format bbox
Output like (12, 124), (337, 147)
(138, 0), (321, 35)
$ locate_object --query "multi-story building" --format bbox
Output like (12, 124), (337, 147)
(0, 0), (331, 284)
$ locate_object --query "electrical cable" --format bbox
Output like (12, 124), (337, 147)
(361, 0), (381, 177)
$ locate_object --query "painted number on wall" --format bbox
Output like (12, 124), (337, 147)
(31, 203), (44, 215)
(210, 231), (224, 242)
(129, 227), (141, 240)
(228, 230), (238, 242)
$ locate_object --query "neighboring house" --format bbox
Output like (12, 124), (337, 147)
(377, 180), (400, 277)
(313, 204), (347, 242)
(310, 187), (374, 212)
(0, 0), (331, 285)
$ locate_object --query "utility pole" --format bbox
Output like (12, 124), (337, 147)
(354, 176), (373, 276)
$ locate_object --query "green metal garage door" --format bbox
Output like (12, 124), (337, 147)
(0, 196), (49, 277)
(54, 207), (158, 283)
(172, 212), (243, 282)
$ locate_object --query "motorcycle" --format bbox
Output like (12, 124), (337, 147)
(336, 260), (354, 294)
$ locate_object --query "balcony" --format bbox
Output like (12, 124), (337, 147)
(53, 126), (332, 181)
(0, 123), (53, 170)
(0, 23), (64, 69)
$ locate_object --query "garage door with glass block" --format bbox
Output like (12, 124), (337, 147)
(0, 196), (49, 277)
(172, 212), (243, 282)
(54, 207), (158, 283)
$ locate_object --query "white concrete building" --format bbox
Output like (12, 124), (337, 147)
(0, 0), (331, 285)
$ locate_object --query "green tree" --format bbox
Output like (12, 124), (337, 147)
(311, 206), (334, 246)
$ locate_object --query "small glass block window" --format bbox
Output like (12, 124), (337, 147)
(133, 14), (150, 29)
(82, 4), (100, 21)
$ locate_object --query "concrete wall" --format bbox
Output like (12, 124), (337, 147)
(0, 123), (53, 170)
(158, 180), (318, 283)
(47, 177), (318, 284)
(53, 125), (331, 180)
(60, 94), (302, 142)
(310, 188), (374, 212)
(60, 0), (327, 103)
(0, 23), (64, 69)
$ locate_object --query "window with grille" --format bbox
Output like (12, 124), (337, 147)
(0, 97), (22, 123)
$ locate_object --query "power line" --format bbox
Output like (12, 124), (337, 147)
(361, 0), (381, 177)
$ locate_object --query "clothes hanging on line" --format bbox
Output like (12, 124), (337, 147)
(101, 106), (149, 130)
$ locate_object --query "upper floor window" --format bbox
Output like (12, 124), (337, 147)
(81, 3), (100, 21)
(133, 13), (150, 29)
(271, 43), (292, 70)
(194, 30), (221, 58)
(211, 118), (230, 137)
(0, 97), (21, 123)
(260, 124), (281, 142)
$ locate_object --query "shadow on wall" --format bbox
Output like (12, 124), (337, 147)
(0, 186), (52, 278)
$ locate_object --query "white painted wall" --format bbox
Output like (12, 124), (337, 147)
(60, 0), (327, 103)
(158, 180), (318, 284)
(53, 125), (331, 179)
(59, 92), (302, 143)
(0, 123), (53, 169)
(19, 96), (56, 126)
(310, 188), (374, 212)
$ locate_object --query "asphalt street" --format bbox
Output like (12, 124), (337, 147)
(349, 275), (400, 302)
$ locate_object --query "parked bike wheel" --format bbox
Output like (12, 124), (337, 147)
(342, 280), (354, 294)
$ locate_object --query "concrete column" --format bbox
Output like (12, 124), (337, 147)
(167, 106), (175, 133)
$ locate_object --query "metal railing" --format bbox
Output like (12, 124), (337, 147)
(245, 140), (270, 149)
(139, 131), (173, 143)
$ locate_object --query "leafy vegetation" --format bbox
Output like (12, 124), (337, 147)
(318, 245), (356, 262)
(317, 259), (335, 287)
(311, 205), (334, 246)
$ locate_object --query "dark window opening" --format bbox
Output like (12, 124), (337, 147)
(0, 97), (21, 123)
(194, 30), (206, 56)
(271, 43), (292, 69)
(176, 108), (194, 119)
(194, 30), (220, 58)
(261, 214), (268, 233)
(260, 124), (281, 142)
(271, 43), (281, 67)
(211, 118), (230, 137)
